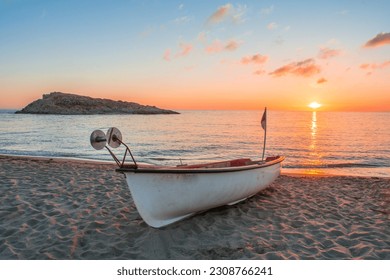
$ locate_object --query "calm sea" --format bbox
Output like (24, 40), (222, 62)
(0, 110), (389, 177)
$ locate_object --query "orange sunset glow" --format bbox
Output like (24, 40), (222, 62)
(1, 1), (389, 111)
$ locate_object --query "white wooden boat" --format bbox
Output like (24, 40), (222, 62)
(90, 117), (284, 228)
(116, 156), (284, 228)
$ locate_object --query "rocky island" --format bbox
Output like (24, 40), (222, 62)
(15, 92), (179, 115)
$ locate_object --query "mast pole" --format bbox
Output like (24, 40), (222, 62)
(261, 107), (267, 161)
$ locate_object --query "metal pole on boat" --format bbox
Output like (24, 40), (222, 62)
(261, 107), (267, 161)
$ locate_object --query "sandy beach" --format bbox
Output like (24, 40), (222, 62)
(0, 155), (389, 260)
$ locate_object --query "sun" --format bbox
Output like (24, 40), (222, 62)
(308, 102), (322, 110)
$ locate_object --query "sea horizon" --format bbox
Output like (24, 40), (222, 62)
(2, 108), (390, 113)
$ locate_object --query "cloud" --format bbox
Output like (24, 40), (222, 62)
(206, 3), (246, 25)
(270, 59), (321, 77)
(254, 70), (266, 75)
(267, 22), (278, 30)
(260, 5), (274, 15)
(173, 16), (192, 25)
(363, 32), (390, 48)
(360, 60), (390, 70)
(224, 40), (239, 51)
(177, 43), (193, 57)
(163, 49), (171, 61)
(197, 31), (207, 43)
(317, 78), (327, 84)
(207, 3), (232, 24)
(326, 38), (339, 45)
(231, 4), (247, 24)
(240, 54), (268, 76)
(205, 39), (239, 54)
(163, 43), (193, 61)
(241, 54), (268, 65)
(205, 40), (223, 53)
(318, 47), (341, 59)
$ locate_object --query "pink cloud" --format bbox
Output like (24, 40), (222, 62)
(225, 40), (239, 51)
(364, 32), (390, 48)
(163, 49), (171, 61)
(205, 39), (239, 54)
(270, 59), (321, 77)
(254, 70), (266, 75)
(197, 31), (207, 43)
(177, 43), (193, 57)
(318, 47), (341, 59)
(207, 4), (232, 24)
(206, 3), (246, 25)
(317, 77), (327, 84)
(360, 60), (390, 70)
(205, 40), (223, 53)
(163, 43), (193, 61)
(241, 54), (268, 65)
(241, 54), (268, 76)
(267, 22), (278, 30)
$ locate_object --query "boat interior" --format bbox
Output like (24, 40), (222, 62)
(119, 156), (283, 171)
(177, 156), (282, 169)
(177, 158), (252, 169)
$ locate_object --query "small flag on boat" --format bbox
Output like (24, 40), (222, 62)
(261, 107), (267, 130)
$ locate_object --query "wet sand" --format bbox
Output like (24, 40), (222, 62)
(0, 155), (389, 259)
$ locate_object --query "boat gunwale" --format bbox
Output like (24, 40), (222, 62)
(116, 156), (284, 174)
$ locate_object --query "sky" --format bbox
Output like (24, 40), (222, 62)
(0, 0), (389, 111)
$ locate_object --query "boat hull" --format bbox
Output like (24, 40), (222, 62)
(119, 157), (283, 228)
